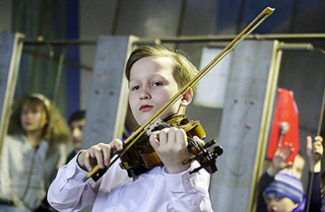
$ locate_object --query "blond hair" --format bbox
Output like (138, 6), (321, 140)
(8, 94), (70, 146)
(125, 46), (198, 90)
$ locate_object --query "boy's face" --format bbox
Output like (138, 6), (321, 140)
(70, 119), (85, 149)
(265, 193), (298, 212)
(128, 56), (181, 125)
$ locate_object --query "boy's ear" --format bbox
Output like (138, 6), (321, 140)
(180, 88), (193, 107)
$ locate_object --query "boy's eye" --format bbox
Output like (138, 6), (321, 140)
(152, 82), (163, 87)
(274, 194), (284, 201)
(131, 85), (140, 91)
(264, 195), (271, 204)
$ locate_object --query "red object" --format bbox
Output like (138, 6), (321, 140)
(266, 88), (299, 163)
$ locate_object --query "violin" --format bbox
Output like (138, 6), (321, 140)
(83, 7), (275, 182)
(118, 114), (223, 178)
(85, 114), (223, 181)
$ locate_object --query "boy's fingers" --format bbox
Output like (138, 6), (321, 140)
(100, 145), (111, 167)
(90, 148), (104, 169)
(83, 153), (93, 171)
(313, 142), (323, 154)
(167, 128), (176, 144)
(279, 142), (285, 150)
(84, 160), (93, 172)
(315, 136), (323, 143)
(285, 142), (292, 152)
(281, 142), (289, 151)
(159, 129), (168, 145)
(110, 139), (123, 151)
(149, 132), (160, 148)
(287, 147), (294, 155)
(175, 128), (187, 147)
(283, 147), (293, 159)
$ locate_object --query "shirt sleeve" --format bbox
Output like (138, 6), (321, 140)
(162, 161), (213, 212)
(47, 153), (101, 212)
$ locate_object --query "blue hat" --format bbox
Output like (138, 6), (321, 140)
(264, 172), (304, 203)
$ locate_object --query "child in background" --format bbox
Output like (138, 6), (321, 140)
(256, 136), (323, 212)
(48, 46), (213, 211)
(264, 171), (304, 212)
(66, 110), (86, 163)
(0, 93), (70, 212)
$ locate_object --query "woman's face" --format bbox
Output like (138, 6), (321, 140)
(20, 103), (48, 134)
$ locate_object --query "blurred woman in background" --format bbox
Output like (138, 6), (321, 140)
(0, 93), (71, 212)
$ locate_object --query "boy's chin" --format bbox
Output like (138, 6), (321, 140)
(136, 115), (158, 125)
(135, 111), (176, 126)
(135, 116), (149, 126)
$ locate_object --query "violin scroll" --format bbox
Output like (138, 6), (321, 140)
(183, 138), (223, 174)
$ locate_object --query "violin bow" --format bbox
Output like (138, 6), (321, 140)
(83, 7), (275, 182)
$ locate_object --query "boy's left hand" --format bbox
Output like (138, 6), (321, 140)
(306, 136), (323, 172)
(149, 127), (191, 174)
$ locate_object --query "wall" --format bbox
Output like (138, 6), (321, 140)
(0, 0), (12, 33)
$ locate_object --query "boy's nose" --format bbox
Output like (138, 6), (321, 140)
(140, 88), (151, 100)
(268, 202), (277, 212)
(140, 93), (150, 100)
(72, 128), (82, 137)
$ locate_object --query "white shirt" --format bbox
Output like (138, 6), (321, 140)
(48, 154), (213, 212)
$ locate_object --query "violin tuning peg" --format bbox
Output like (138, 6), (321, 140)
(213, 145), (223, 156)
(204, 139), (217, 148)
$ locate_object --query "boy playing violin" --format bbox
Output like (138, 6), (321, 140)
(47, 46), (213, 211)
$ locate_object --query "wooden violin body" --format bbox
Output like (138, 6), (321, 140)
(119, 115), (223, 178)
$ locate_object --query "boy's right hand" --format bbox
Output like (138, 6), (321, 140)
(267, 142), (294, 177)
(77, 139), (123, 172)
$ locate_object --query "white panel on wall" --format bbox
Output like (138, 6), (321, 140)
(194, 47), (232, 108)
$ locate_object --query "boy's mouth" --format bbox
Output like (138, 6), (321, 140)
(139, 105), (153, 111)
(73, 139), (81, 144)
